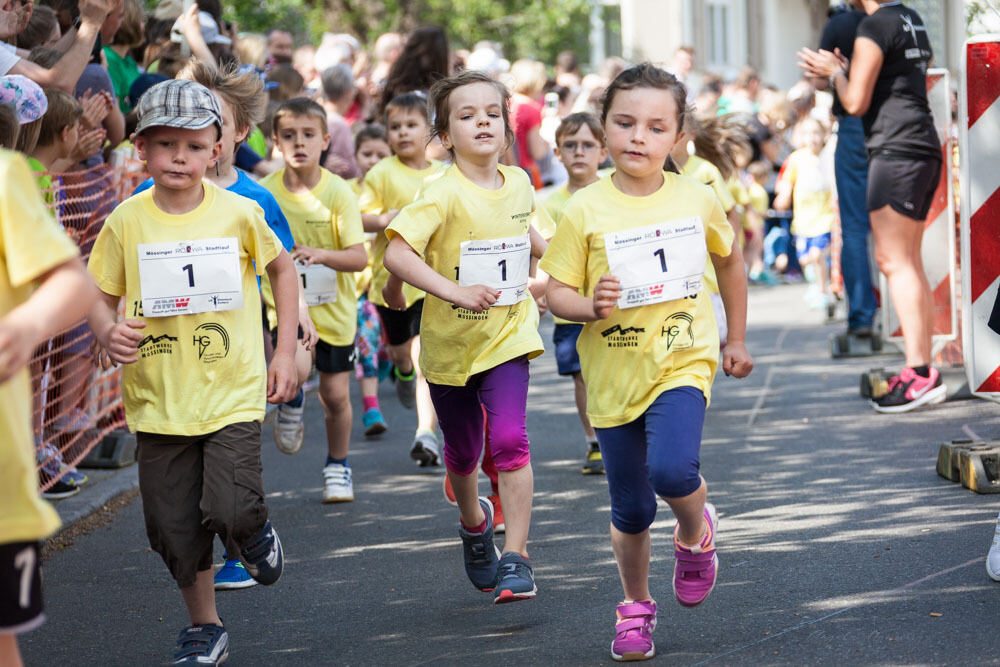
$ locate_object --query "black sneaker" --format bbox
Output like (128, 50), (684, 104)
(494, 552), (537, 604)
(40, 479), (80, 500)
(581, 442), (605, 475)
(239, 520), (283, 585)
(459, 497), (500, 592)
(172, 623), (229, 665)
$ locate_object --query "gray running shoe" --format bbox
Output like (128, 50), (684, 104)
(460, 497), (500, 591)
(173, 623), (229, 665)
(394, 366), (417, 409)
(410, 431), (440, 466)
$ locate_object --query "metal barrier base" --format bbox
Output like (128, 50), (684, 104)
(80, 430), (136, 469)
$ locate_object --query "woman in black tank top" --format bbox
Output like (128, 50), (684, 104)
(797, 0), (946, 414)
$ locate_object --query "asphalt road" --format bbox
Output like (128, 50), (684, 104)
(21, 283), (1000, 665)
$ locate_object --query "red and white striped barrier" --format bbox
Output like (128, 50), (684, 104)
(960, 37), (1000, 403)
(881, 68), (956, 354)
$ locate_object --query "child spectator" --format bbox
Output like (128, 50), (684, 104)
(360, 92), (446, 465)
(774, 117), (836, 309)
(102, 0), (144, 113)
(260, 98), (367, 503)
(538, 112), (608, 474)
(350, 123), (392, 436)
(86, 79), (299, 664)
(0, 149), (96, 667)
(383, 69), (548, 604)
(542, 64), (752, 661)
(744, 160), (775, 284)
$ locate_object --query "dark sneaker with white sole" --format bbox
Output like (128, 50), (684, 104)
(239, 520), (283, 585)
(494, 552), (536, 604)
(872, 366), (946, 414)
(172, 623), (229, 665)
(460, 497), (500, 591)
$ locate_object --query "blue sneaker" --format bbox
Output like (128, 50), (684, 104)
(214, 558), (257, 590)
(239, 520), (283, 585)
(362, 407), (387, 436)
(494, 552), (537, 604)
(173, 623), (229, 665)
(61, 468), (88, 486)
(459, 497), (500, 592)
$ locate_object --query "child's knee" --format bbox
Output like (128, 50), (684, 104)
(611, 496), (658, 534)
(648, 458), (700, 499)
(483, 422), (529, 471)
(443, 445), (481, 476)
(319, 372), (351, 410)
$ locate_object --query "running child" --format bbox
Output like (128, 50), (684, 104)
(541, 64), (753, 661)
(133, 63), (319, 464)
(774, 116), (836, 310)
(383, 70), (547, 603)
(538, 112), (608, 474)
(87, 79), (299, 665)
(0, 150), (96, 667)
(350, 124), (392, 436)
(360, 92), (447, 465)
(260, 98), (367, 503)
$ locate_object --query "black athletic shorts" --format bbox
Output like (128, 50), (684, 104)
(270, 328), (355, 374)
(867, 155), (941, 221)
(376, 299), (424, 346)
(0, 541), (45, 634)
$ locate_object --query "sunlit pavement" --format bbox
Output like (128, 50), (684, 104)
(23, 282), (1000, 665)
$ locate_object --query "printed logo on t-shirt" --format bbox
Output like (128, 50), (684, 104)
(600, 323), (644, 348)
(193, 322), (230, 363)
(661, 312), (695, 351)
(450, 304), (489, 321)
(137, 333), (178, 359)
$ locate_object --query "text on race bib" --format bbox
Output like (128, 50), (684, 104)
(296, 260), (338, 306)
(457, 234), (531, 307)
(138, 238), (244, 317)
(604, 217), (707, 309)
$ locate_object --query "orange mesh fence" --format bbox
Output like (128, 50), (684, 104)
(35, 156), (148, 491)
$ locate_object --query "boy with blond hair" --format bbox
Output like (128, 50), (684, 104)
(87, 79), (300, 665)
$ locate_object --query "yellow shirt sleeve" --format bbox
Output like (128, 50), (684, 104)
(385, 196), (443, 256)
(539, 214), (587, 289)
(87, 217), (127, 296)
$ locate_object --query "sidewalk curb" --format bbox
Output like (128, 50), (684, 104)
(51, 464), (139, 535)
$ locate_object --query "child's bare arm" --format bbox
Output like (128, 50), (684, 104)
(292, 243), (367, 273)
(711, 237), (753, 378)
(547, 275), (620, 322)
(529, 225), (548, 258)
(773, 178), (792, 211)
(264, 249), (299, 404)
(88, 289), (145, 366)
(361, 210), (398, 233)
(384, 235), (497, 312)
(0, 257), (97, 382)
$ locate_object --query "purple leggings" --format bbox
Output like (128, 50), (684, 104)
(427, 356), (531, 476)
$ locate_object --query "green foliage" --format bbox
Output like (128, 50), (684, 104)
(219, 0), (593, 66)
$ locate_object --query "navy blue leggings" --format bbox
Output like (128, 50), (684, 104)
(596, 386), (706, 534)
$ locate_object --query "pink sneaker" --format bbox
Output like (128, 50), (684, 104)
(673, 503), (718, 608)
(873, 366), (946, 413)
(611, 599), (657, 661)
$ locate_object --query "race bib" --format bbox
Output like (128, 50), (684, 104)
(458, 234), (531, 307)
(138, 238), (243, 317)
(604, 218), (706, 309)
(297, 260), (338, 306)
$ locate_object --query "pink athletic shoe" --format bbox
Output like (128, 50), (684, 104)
(872, 366), (946, 413)
(611, 599), (657, 662)
(673, 503), (718, 608)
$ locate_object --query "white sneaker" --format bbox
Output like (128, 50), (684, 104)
(273, 401), (304, 455)
(410, 431), (440, 467)
(988, 513), (1000, 582)
(322, 463), (354, 503)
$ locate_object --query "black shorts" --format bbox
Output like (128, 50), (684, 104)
(0, 541), (45, 634)
(867, 155), (941, 220)
(376, 299), (424, 346)
(269, 328), (355, 374)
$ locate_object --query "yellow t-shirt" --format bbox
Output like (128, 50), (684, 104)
(781, 148), (835, 239)
(386, 164), (544, 386)
(260, 168), (365, 346)
(538, 184), (581, 326)
(539, 172), (733, 428)
(682, 155), (734, 294)
(346, 177), (360, 195)
(747, 181), (769, 217)
(360, 155), (445, 308)
(87, 182), (281, 436)
(0, 151), (78, 543)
